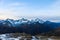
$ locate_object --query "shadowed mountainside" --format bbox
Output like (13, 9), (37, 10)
(0, 18), (60, 36)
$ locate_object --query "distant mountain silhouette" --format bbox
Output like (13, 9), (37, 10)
(0, 18), (60, 36)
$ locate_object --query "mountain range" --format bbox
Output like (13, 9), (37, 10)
(0, 18), (60, 36)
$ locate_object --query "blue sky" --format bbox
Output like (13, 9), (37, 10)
(0, 0), (60, 19)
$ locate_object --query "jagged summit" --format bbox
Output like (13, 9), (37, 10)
(0, 18), (45, 27)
